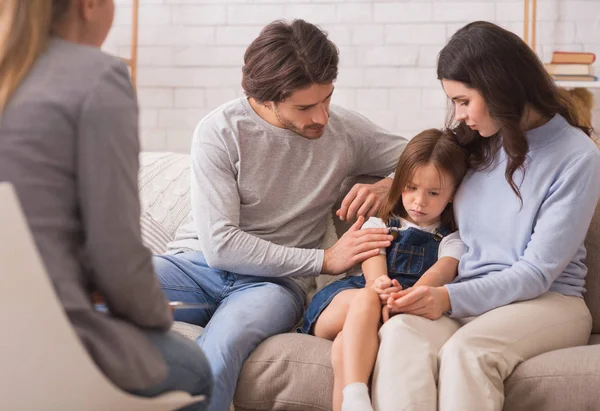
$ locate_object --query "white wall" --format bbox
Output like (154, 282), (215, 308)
(103, 0), (600, 152)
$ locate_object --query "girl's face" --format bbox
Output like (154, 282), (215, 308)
(441, 79), (501, 138)
(401, 163), (455, 227)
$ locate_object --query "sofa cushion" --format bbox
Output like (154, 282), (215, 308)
(504, 344), (600, 411)
(234, 334), (333, 411)
(234, 333), (600, 411)
(140, 212), (171, 254)
(172, 321), (203, 342)
(584, 202), (600, 334)
(139, 152), (192, 238)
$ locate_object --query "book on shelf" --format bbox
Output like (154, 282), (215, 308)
(552, 74), (598, 82)
(545, 63), (594, 76)
(550, 51), (596, 65)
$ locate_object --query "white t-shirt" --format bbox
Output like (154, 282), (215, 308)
(362, 216), (467, 261)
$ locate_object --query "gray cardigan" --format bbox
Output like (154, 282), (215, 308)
(0, 38), (172, 390)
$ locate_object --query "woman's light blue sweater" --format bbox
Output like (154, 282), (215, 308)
(448, 114), (600, 318)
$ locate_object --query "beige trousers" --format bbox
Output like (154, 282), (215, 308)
(371, 292), (592, 411)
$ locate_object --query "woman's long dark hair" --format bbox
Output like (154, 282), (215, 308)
(437, 21), (593, 199)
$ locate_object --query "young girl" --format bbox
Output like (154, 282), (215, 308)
(372, 21), (600, 411)
(299, 128), (469, 411)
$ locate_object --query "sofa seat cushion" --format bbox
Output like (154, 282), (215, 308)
(505, 344), (600, 411)
(233, 332), (600, 411)
(234, 334), (333, 411)
(173, 321), (600, 411)
(172, 321), (203, 342)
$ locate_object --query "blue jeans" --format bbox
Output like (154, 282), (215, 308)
(152, 252), (305, 411)
(130, 330), (213, 411)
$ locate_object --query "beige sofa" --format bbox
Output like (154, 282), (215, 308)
(139, 152), (600, 411)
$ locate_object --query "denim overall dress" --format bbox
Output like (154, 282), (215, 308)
(298, 218), (451, 334)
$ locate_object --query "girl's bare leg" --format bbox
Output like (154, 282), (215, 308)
(335, 288), (382, 411)
(315, 288), (381, 411)
(313, 289), (360, 340)
(343, 287), (382, 384)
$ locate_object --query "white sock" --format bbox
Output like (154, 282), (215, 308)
(341, 382), (374, 411)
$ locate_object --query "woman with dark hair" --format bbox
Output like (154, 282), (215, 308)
(372, 21), (600, 411)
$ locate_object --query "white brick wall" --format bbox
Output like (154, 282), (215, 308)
(103, 0), (600, 152)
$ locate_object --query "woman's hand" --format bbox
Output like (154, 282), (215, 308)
(381, 305), (392, 323)
(369, 276), (402, 304)
(386, 285), (451, 320)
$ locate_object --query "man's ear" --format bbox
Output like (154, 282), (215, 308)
(77, 0), (95, 22)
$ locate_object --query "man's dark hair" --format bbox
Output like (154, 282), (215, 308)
(242, 19), (339, 103)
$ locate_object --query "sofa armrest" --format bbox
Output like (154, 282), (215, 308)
(505, 344), (600, 411)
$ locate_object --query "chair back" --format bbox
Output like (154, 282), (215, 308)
(0, 183), (203, 411)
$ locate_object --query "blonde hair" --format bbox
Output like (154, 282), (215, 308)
(0, 0), (70, 112)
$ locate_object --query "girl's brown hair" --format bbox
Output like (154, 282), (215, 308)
(437, 21), (593, 200)
(378, 129), (468, 231)
(0, 0), (71, 112)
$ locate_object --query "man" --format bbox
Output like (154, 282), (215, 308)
(153, 19), (407, 411)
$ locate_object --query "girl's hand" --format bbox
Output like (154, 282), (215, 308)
(371, 276), (402, 304)
(382, 305), (392, 323)
(386, 285), (450, 320)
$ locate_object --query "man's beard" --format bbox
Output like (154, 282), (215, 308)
(273, 107), (326, 139)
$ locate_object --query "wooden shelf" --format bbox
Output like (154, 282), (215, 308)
(119, 0), (138, 89)
(524, 1), (598, 92)
(555, 81), (600, 89)
(130, 0), (138, 88)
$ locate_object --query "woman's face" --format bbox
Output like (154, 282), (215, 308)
(441, 79), (501, 138)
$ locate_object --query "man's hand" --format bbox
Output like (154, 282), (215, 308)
(322, 216), (393, 275)
(336, 178), (393, 221)
(370, 276), (402, 304)
(386, 285), (451, 320)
